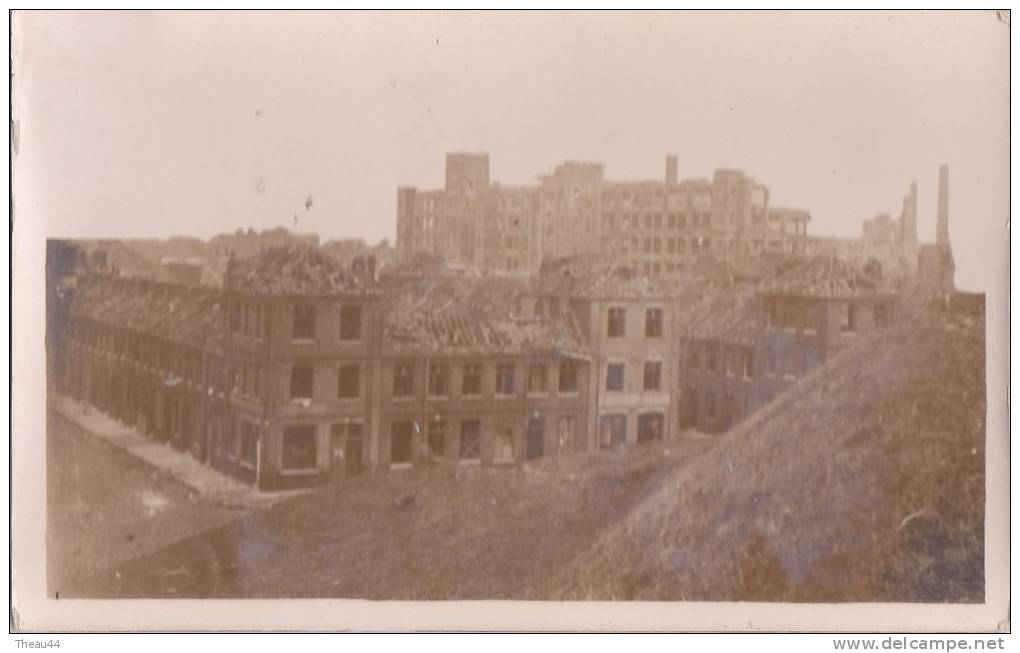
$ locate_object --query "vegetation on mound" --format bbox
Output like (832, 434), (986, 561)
(546, 303), (985, 602)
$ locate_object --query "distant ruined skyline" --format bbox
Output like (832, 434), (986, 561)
(14, 11), (1007, 291)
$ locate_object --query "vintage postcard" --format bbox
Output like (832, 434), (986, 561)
(10, 9), (1010, 633)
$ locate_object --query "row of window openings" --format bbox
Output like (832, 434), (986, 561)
(605, 361), (665, 392)
(597, 412), (665, 449)
(689, 348), (756, 378)
(230, 303), (363, 341)
(391, 415), (579, 465)
(287, 360), (580, 402)
(642, 261), (684, 276)
(551, 186), (721, 204)
(604, 212), (714, 231)
(766, 302), (890, 333)
(602, 348), (807, 392)
(687, 348), (805, 378)
(619, 237), (716, 256)
(607, 307), (663, 338)
(240, 422), (365, 472)
(73, 322), (203, 381)
(684, 389), (749, 423)
(392, 360), (579, 399)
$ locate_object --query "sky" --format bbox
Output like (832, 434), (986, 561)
(13, 10), (1009, 291)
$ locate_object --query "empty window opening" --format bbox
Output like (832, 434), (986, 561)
(239, 420), (259, 467)
(528, 362), (547, 393)
(637, 412), (664, 443)
(393, 362), (415, 397)
(496, 362), (516, 395)
(290, 364), (313, 401)
(558, 415), (577, 454)
(607, 307), (626, 337)
(494, 427), (514, 463)
(841, 303), (858, 332)
(427, 416), (446, 458)
(460, 419), (481, 461)
(282, 424), (317, 471)
(558, 359), (578, 393)
(606, 363), (625, 391)
(645, 307), (664, 338)
(428, 361), (450, 396)
(599, 414), (627, 449)
(390, 422), (414, 465)
(526, 415), (545, 460)
(293, 304), (316, 340)
(462, 362), (482, 396)
(643, 360), (662, 391)
(339, 304), (362, 340)
(338, 364), (360, 399)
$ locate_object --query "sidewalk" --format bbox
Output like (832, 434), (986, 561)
(51, 395), (301, 509)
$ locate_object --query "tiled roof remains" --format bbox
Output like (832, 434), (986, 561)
(226, 245), (380, 296)
(535, 255), (693, 300)
(69, 276), (223, 348)
(383, 274), (588, 356)
(666, 292), (759, 345)
(759, 255), (885, 298)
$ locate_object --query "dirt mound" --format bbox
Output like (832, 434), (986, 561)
(73, 437), (713, 599)
(545, 302), (985, 602)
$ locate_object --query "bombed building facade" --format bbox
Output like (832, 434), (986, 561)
(396, 153), (812, 276)
(52, 245), (906, 489)
(51, 164), (956, 490)
(55, 247), (598, 489)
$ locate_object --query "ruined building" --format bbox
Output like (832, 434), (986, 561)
(397, 153), (812, 276)
(56, 245), (595, 488)
(917, 164), (956, 295)
(60, 169), (954, 488)
(809, 166), (955, 294)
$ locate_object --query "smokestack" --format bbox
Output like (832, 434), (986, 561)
(901, 181), (918, 251)
(665, 155), (678, 186)
(936, 165), (950, 247)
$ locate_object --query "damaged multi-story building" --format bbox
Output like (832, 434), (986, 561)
(396, 153), (812, 276)
(53, 163), (955, 491)
(379, 273), (593, 467)
(808, 175), (924, 279)
(57, 246), (595, 488)
(53, 243), (903, 488)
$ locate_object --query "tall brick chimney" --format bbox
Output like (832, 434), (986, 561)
(905, 181), (918, 250)
(936, 165), (950, 247)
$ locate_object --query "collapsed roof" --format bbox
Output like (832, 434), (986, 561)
(69, 276), (223, 349)
(759, 255), (888, 299)
(534, 255), (693, 300)
(383, 274), (588, 357)
(225, 245), (380, 297)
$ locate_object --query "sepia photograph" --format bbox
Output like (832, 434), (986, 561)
(10, 8), (1010, 633)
